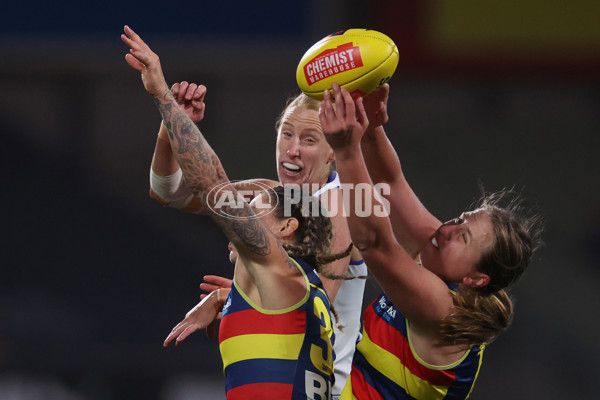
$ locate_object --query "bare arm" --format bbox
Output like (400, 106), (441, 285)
(122, 26), (301, 301)
(361, 84), (441, 258)
(148, 83), (279, 214)
(149, 82), (207, 212)
(320, 84), (453, 328)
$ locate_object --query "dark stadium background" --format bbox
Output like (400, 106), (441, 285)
(2, 1), (598, 398)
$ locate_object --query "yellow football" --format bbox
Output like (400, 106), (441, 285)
(296, 29), (399, 100)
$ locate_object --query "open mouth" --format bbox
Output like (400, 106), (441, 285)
(282, 162), (302, 174)
(431, 237), (439, 248)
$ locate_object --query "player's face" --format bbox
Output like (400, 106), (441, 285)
(276, 106), (334, 187)
(419, 210), (495, 285)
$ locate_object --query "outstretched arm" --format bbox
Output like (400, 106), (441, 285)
(121, 26), (294, 280)
(360, 84), (440, 258)
(320, 84), (453, 328)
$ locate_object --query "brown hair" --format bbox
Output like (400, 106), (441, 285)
(267, 185), (352, 271)
(266, 185), (352, 324)
(438, 189), (543, 346)
(475, 191), (543, 294)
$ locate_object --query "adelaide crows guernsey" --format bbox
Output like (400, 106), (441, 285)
(219, 257), (336, 400)
(341, 292), (484, 400)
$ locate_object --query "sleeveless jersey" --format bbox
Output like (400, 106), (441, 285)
(341, 292), (485, 400)
(219, 257), (336, 400)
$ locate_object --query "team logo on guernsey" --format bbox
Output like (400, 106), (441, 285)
(222, 296), (231, 314)
(303, 42), (364, 85)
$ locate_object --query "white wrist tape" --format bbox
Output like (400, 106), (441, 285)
(149, 167), (194, 209)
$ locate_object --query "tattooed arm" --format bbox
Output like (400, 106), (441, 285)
(121, 26), (306, 308)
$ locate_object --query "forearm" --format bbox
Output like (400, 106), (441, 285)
(151, 122), (181, 176)
(361, 126), (403, 185)
(155, 91), (273, 259)
(334, 146), (388, 252)
(149, 124), (197, 210)
(153, 92), (227, 204)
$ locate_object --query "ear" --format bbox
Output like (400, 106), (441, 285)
(462, 272), (490, 288)
(326, 149), (335, 164)
(278, 217), (299, 239)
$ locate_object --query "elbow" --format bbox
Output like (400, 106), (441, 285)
(351, 231), (379, 254)
(149, 188), (171, 207)
(351, 229), (398, 261)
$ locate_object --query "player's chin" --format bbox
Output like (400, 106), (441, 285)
(278, 167), (303, 184)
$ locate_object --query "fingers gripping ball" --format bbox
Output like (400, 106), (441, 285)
(296, 29), (399, 100)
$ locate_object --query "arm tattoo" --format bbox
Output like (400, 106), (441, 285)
(231, 214), (270, 256)
(152, 94), (270, 256)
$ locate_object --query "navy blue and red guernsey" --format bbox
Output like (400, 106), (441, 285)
(219, 256), (336, 400)
(341, 292), (485, 400)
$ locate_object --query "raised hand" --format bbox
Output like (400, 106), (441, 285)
(362, 83), (390, 132)
(319, 82), (369, 151)
(121, 25), (170, 99)
(172, 82), (207, 123)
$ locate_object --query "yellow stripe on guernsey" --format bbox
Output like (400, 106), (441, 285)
(465, 345), (486, 398)
(357, 330), (449, 400)
(221, 333), (306, 369)
(340, 375), (358, 400)
(221, 257), (312, 370)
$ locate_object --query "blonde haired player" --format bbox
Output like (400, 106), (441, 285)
(147, 74), (390, 400)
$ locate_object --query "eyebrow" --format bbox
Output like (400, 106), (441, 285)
(301, 128), (322, 136)
(461, 213), (473, 240)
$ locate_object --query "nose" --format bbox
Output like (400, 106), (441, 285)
(439, 223), (465, 241)
(286, 142), (300, 157)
